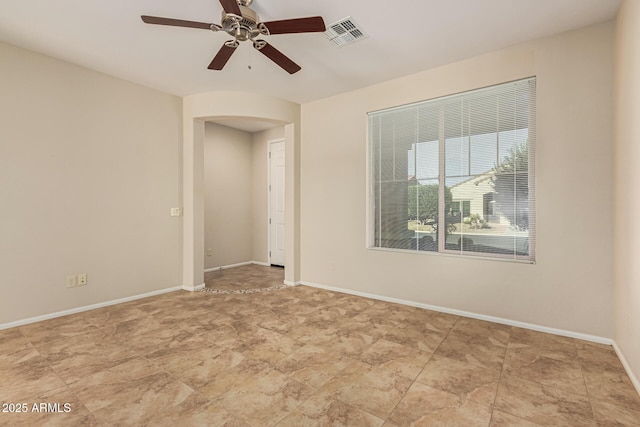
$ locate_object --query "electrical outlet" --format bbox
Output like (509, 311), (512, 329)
(66, 275), (77, 288)
(170, 207), (182, 217)
(207, 248), (212, 256)
(78, 273), (87, 286)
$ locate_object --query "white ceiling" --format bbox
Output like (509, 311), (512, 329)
(0, 0), (621, 105)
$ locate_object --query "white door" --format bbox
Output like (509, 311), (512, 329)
(269, 140), (285, 266)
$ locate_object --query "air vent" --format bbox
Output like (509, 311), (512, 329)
(325, 17), (368, 47)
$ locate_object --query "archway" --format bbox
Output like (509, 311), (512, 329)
(181, 91), (301, 289)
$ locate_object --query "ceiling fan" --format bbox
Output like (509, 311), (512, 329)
(141, 0), (326, 74)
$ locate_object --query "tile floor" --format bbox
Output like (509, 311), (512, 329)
(1, 265), (640, 426)
(203, 265), (286, 293)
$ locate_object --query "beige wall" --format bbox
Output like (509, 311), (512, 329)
(614, 0), (640, 385)
(300, 22), (614, 338)
(252, 127), (285, 264)
(202, 123), (285, 269)
(0, 42), (183, 324)
(203, 123), (253, 269)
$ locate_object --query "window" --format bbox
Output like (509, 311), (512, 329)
(368, 78), (536, 261)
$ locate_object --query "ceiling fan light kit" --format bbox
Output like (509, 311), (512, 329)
(141, 0), (326, 74)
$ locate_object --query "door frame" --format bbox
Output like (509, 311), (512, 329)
(267, 138), (285, 266)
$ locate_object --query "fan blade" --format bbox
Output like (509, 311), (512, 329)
(254, 40), (301, 74)
(261, 16), (325, 35)
(208, 42), (238, 70)
(219, 0), (242, 16)
(141, 15), (214, 30)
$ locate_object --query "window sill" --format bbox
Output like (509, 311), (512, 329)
(366, 246), (536, 265)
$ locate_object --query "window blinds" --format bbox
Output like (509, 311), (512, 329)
(369, 78), (536, 261)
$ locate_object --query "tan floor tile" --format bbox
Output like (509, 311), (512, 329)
(107, 320), (196, 355)
(18, 319), (101, 345)
(508, 327), (578, 361)
(267, 297), (326, 316)
(290, 325), (343, 347)
(278, 393), (384, 427)
(27, 327), (116, 356)
(189, 322), (244, 348)
(219, 419), (255, 427)
(221, 302), (279, 322)
(577, 341), (626, 373)
(416, 354), (500, 406)
(275, 344), (361, 390)
(144, 401), (237, 427)
(435, 330), (507, 370)
(126, 299), (168, 317)
(88, 372), (198, 425)
(591, 398), (640, 426)
(48, 349), (138, 386)
(388, 381), (493, 427)
(319, 363), (413, 420)
(214, 369), (313, 426)
(582, 367), (640, 413)
(383, 325), (447, 353)
(65, 308), (115, 329)
(231, 324), (305, 364)
(451, 318), (511, 345)
(494, 374), (596, 426)
(489, 410), (543, 426)
(359, 338), (432, 380)
(306, 305), (359, 324)
(340, 309), (399, 331)
(316, 329), (377, 357)
(0, 347), (69, 401)
(393, 308), (458, 334)
(101, 314), (163, 340)
(333, 295), (378, 314)
(362, 302), (430, 325)
(67, 356), (165, 412)
(188, 350), (272, 398)
(502, 347), (588, 396)
(152, 306), (214, 329)
(144, 334), (227, 372)
(339, 312), (395, 340)
(257, 312), (305, 335)
(0, 327), (33, 355)
(95, 305), (149, 325)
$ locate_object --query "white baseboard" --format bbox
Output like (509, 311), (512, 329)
(204, 260), (271, 273)
(283, 280), (301, 287)
(182, 283), (205, 292)
(204, 261), (253, 272)
(613, 342), (640, 396)
(0, 286), (183, 330)
(299, 280), (613, 346)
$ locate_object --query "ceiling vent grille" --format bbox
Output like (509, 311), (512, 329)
(325, 17), (368, 47)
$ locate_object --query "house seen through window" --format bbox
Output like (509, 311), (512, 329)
(368, 78), (536, 261)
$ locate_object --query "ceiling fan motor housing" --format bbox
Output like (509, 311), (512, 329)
(221, 5), (260, 41)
